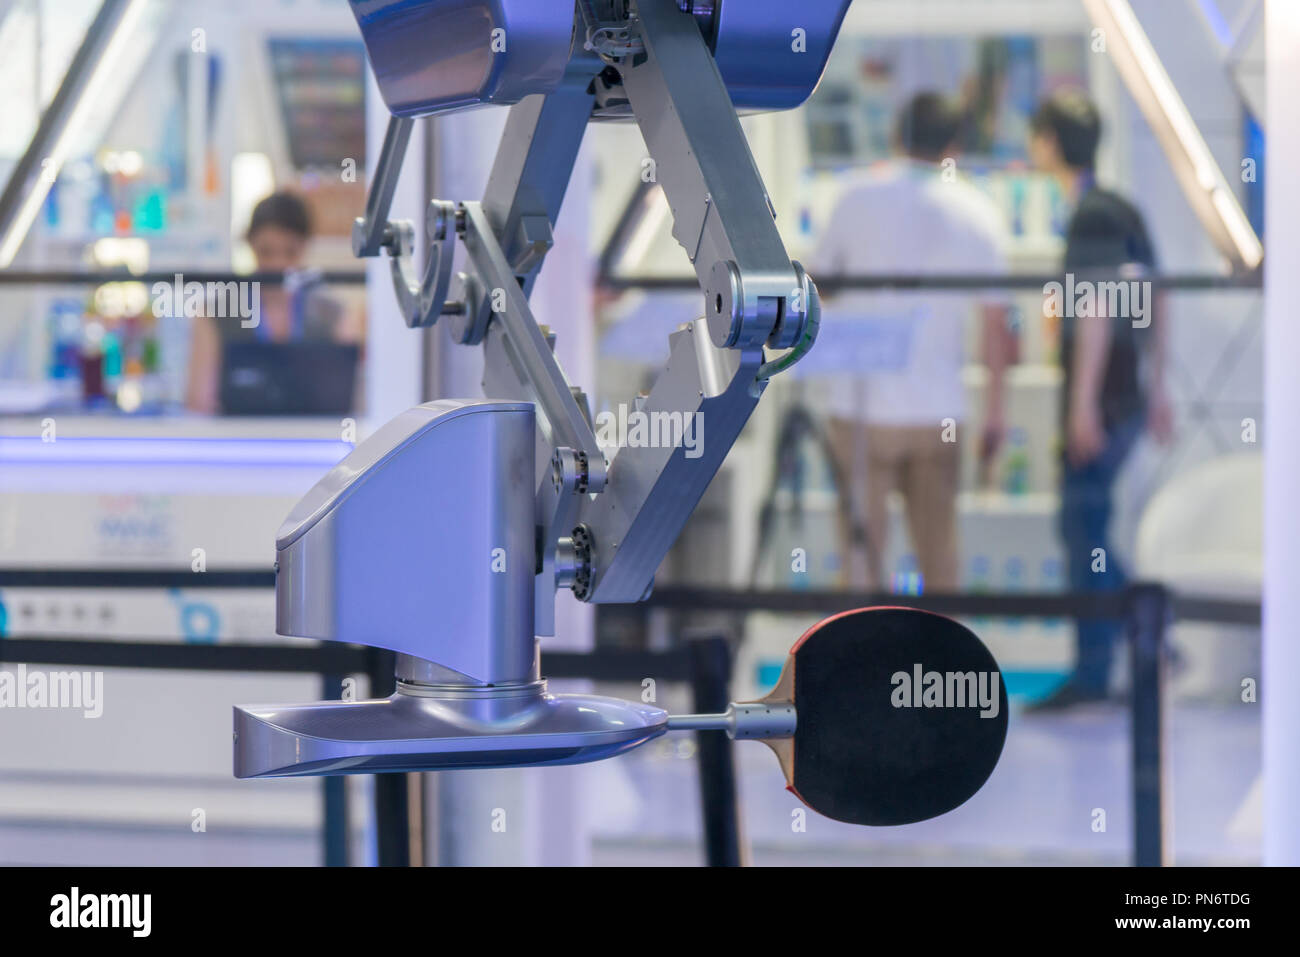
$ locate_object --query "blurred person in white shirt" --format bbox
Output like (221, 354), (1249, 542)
(809, 91), (1012, 592)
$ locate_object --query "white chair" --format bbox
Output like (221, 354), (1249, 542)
(1135, 452), (1262, 700)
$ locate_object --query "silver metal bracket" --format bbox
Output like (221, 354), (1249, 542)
(351, 116), (461, 328)
(578, 0), (646, 58)
(535, 445), (590, 633)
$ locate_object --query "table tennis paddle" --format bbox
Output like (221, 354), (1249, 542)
(671, 606), (1008, 826)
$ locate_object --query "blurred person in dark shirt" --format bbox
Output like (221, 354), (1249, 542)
(1026, 89), (1173, 711)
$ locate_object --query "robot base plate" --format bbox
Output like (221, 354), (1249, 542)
(234, 688), (668, 778)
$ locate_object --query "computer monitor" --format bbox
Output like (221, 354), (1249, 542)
(219, 341), (359, 416)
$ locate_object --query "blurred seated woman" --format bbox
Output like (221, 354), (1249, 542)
(185, 191), (358, 413)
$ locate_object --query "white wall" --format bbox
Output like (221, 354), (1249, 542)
(1262, 0), (1300, 867)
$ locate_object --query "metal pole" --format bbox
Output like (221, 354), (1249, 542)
(688, 635), (743, 866)
(320, 674), (349, 867)
(1128, 583), (1172, 866)
(367, 649), (410, 866)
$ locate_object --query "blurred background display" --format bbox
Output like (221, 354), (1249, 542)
(0, 0), (1276, 868)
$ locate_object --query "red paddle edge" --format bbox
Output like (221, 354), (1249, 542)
(789, 604), (961, 655)
(784, 605), (973, 815)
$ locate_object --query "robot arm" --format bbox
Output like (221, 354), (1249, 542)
(234, 0), (843, 775)
(234, 1), (1007, 830)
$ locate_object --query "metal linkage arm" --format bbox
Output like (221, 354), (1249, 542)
(459, 200), (604, 477)
(565, 0), (821, 603)
(573, 321), (767, 603)
(352, 115), (459, 328)
(352, 116), (413, 257)
(620, 0), (811, 353)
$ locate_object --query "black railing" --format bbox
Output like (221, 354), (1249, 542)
(598, 272), (1263, 292)
(0, 567), (1262, 866)
(0, 270), (367, 286)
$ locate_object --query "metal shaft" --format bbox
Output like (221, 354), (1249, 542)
(667, 701), (796, 739)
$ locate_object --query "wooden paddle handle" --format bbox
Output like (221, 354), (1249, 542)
(748, 654), (798, 785)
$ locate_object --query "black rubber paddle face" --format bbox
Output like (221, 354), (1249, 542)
(790, 607), (1008, 826)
